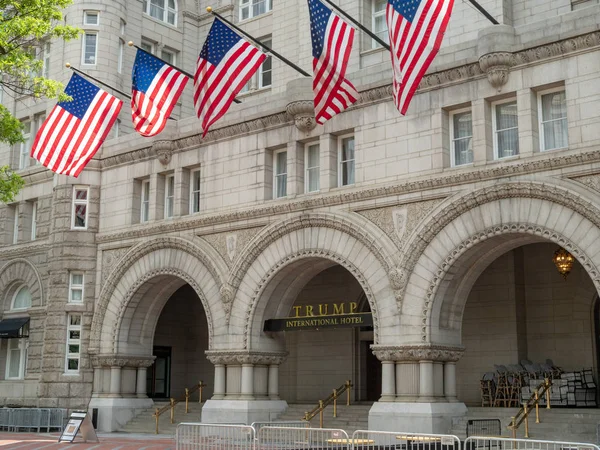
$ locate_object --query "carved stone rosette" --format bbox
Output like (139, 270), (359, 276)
(205, 350), (288, 366)
(286, 100), (316, 132)
(478, 52), (514, 90)
(371, 345), (465, 363)
(152, 140), (174, 165)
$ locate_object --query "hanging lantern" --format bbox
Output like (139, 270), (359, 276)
(552, 247), (574, 280)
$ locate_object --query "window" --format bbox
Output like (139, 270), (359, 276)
(82, 32), (98, 65)
(274, 150), (287, 198)
(65, 314), (82, 373)
(114, 119), (121, 138)
(32, 114), (45, 166)
(240, 0), (272, 20)
(118, 39), (124, 73)
(141, 40), (154, 54)
(493, 100), (519, 159)
(240, 38), (272, 93)
(450, 109), (473, 166)
(84, 11), (99, 25)
(338, 136), (355, 186)
(69, 272), (84, 303)
(190, 170), (201, 213)
(42, 42), (50, 78)
(539, 89), (568, 151)
(12, 207), (19, 244)
(305, 143), (320, 193)
(12, 286), (31, 310)
(165, 175), (175, 218)
(161, 49), (176, 65)
(19, 121), (31, 170)
(6, 326), (28, 380)
(120, 19), (126, 35)
(72, 187), (89, 229)
(31, 201), (37, 241)
(141, 180), (150, 223)
(371, 0), (389, 48)
(143, 0), (177, 26)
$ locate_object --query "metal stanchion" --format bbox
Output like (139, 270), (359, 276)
(545, 378), (551, 409)
(346, 380), (352, 406)
(524, 404), (529, 438)
(154, 408), (160, 434)
(535, 391), (540, 423)
(170, 398), (175, 424)
(333, 389), (338, 417)
(319, 400), (324, 428)
(185, 388), (190, 413)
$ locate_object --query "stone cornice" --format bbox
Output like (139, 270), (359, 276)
(0, 242), (50, 258)
(205, 350), (288, 365)
(91, 354), (156, 368)
(371, 345), (465, 362)
(96, 148), (600, 244)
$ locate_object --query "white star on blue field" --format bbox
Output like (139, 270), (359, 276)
(390, 0), (421, 22)
(58, 73), (99, 119)
(307, 0), (332, 59)
(132, 50), (166, 93)
(200, 18), (241, 66)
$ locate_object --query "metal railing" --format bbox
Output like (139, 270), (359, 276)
(258, 425), (349, 449)
(0, 408), (66, 432)
(351, 430), (461, 450)
(508, 377), (552, 438)
(302, 379), (352, 428)
(154, 381), (207, 434)
(465, 436), (600, 450)
(176, 423), (254, 450)
(250, 420), (309, 435)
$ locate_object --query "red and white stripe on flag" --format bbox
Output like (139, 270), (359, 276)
(31, 74), (122, 177)
(386, 0), (454, 115)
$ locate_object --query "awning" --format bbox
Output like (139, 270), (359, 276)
(0, 317), (30, 338)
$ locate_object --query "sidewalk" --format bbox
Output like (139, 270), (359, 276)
(0, 432), (175, 449)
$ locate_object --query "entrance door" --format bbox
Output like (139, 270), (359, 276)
(365, 341), (382, 401)
(147, 346), (171, 398)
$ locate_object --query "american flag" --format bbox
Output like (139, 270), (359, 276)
(387, 0), (454, 114)
(132, 49), (188, 137)
(31, 73), (122, 177)
(194, 18), (266, 137)
(308, 0), (358, 125)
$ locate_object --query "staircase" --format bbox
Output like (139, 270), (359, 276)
(119, 401), (203, 435)
(276, 403), (373, 435)
(450, 407), (600, 443)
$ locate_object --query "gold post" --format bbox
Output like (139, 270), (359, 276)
(524, 403), (529, 438)
(155, 408), (160, 434)
(333, 389), (337, 417)
(170, 398), (175, 424)
(545, 378), (551, 409)
(510, 417), (516, 440)
(346, 380), (351, 406)
(319, 400), (324, 428)
(535, 391), (540, 423)
(199, 381), (204, 403)
(185, 388), (190, 413)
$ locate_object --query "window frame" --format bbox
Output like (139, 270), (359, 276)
(492, 98), (519, 160)
(449, 107), (474, 167)
(304, 143), (320, 193)
(141, 40), (154, 54)
(81, 32), (98, 66)
(6, 333), (28, 380)
(338, 134), (356, 187)
(83, 11), (99, 26)
(371, 0), (389, 49)
(189, 169), (201, 214)
(239, 0), (272, 21)
(273, 149), (288, 199)
(118, 39), (125, 73)
(140, 179), (150, 223)
(71, 186), (89, 230)
(42, 42), (51, 78)
(19, 120), (31, 170)
(31, 201), (37, 241)
(240, 37), (272, 93)
(165, 174), (175, 219)
(538, 86), (568, 152)
(65, 314), (82, 374)
(11, 285), (32, 311)
(143, 0), (177, 26)
(68, 272), (84, 304)
(12, 206), (19, 244)
(160, 48), (176, 65)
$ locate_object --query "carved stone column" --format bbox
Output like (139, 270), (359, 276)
(240, 358), (255, 401)
(371, 347), (397, 402)
(444, 362), (458, 402)
(132, 358), (155, 398)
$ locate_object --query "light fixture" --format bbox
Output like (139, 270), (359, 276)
(552, 247), (574, 280)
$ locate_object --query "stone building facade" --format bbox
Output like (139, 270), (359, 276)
(1, 0), (600, 434)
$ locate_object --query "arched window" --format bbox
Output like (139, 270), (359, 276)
(143, 0), (177, 26)
(12, 285), (32, 310)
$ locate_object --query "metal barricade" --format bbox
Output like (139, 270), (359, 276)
(257, 425), (349, 449)
(467, 419), (502, 438)
(10, 408), (42, 432)
(351, 429), (461, 450)
(464, 436), (600, 450)
(0, 409), (10, 431)
(176, 423), (255, 450)
(251, 420), (309, 435)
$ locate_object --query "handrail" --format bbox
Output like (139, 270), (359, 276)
(153, 380), (207, 434)
(302, 380), (352, 428)
(508, 377), (552, 438)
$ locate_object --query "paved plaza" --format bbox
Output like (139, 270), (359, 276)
(0, 433), (174, 449)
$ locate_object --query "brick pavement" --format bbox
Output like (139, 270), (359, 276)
(0, 433), (175, 449)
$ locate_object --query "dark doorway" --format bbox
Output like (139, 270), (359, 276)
(147, 346), (171, 398)
(365, 340), (382, 401)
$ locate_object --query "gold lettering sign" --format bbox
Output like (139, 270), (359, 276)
(292, 302), (359, 318)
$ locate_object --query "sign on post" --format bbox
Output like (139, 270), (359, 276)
(58, 411), (99, 443)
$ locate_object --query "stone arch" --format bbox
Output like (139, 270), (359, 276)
(90, 237), (225, 355)
(227, 213), (402, 350)
(399, 180), (600, 345)
(0, 259), (44, 310)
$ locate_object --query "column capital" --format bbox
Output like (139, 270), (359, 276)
(371, 345), (464, 362)
(205, 350), (288, 366)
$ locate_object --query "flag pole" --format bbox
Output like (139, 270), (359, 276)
(65, 63), (132, 100)
(320, 0), (390, 51)
(465, 0), (499, 24)
(206, 7), (311, 78)
(129, 42), (242, 104)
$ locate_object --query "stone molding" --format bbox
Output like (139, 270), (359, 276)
(101, 246), (131, 286)
(397, 181), (600, 341)
(205, 350), (287, 366)
(96, 149), (600, 245)
(94, 30), (600, 174)
(478, 52), (513, 89)
(0, 258), (45, 309)
(0, 242), (50, 259)
(286, 100), (316, 132)
(371, 345), (465, 362)
(152, 140), (174, 165)
(241, 248), (380, 349)
(91, 355), (156, 368)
